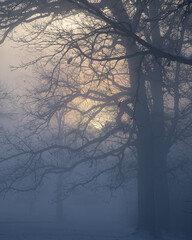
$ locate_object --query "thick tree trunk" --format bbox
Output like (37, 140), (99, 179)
(127, 52), (156, 233)
(109, 0), (169, 233)
(133, 62), (169, 234)
(149, 0), (170, 232)
(136, 99), (156, 232)
(150, 61), (170, 233)
(128, 49), (169, 234)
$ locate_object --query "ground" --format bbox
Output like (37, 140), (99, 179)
(0, 222), (190, 240)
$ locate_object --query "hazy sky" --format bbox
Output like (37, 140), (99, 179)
(0, 39), (32, 93)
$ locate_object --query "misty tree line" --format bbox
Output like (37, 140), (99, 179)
(0, 0), (192, 236)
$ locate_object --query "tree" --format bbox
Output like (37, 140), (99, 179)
(0, 83), (14, 142)
(0, 0), (192, 235)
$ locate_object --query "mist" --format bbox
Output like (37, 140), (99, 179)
(0, 1), (192, 240)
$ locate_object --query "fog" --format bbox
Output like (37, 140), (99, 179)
(0, 168), (191, 239)
(0, 38), (192, 240)
(0, 45), (138, 237)
(0, 169), (137, 239)
(0, 179), (136, 227)
(0, 1), (192, 240)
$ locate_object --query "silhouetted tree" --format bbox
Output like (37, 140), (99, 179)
(0, 0), (192, 235)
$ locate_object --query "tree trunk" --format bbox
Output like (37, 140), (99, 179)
(149, 0), (170, 233)
(150, 61), (170, 233)
(56, 173), (64, 221)
(127, 51), (156, 233)
(109, 0), (169, 233)
(137, 127), (155, 232)
(127, 48), (169, 234)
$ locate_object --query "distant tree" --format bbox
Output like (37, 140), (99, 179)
(0, 84), (11, 124)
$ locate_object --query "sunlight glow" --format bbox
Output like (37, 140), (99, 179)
(92, 121), (103, 129)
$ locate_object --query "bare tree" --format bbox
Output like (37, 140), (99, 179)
(0, 0), (192, 235)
